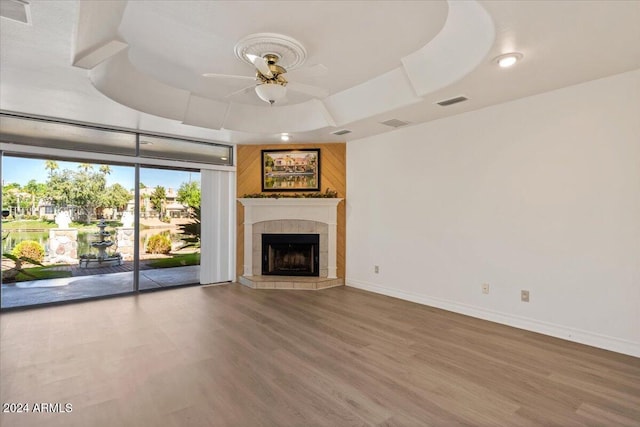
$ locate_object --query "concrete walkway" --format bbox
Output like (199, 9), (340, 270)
(1, 265), (200, 309)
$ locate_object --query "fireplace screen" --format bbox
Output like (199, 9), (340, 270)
(262, 234), (319, 276)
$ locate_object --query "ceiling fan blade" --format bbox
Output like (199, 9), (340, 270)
(225, 84), (256, 98)
(246, 54), (274, 79)
(286, 64), (328, 80)
(287, 82), (329, 98)
(202, 73), (255, 81)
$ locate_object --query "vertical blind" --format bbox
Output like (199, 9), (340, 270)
(200, 169), (235, 284)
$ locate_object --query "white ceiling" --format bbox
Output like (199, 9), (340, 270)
(1, 0), (639, 146)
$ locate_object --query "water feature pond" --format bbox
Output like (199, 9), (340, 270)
(2, 228), (186, 260)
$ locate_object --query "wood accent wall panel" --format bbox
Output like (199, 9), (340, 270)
(236, 143), (346, 280)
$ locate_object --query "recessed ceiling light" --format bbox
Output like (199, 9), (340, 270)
(495, 52), (523, 68)
(280, 133), (290, 142)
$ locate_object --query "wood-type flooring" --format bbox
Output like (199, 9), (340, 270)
(1, 284), (638, 426)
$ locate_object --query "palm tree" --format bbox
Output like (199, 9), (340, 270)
(44, 160), (59, 178)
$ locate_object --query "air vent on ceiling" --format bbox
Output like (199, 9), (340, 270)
(380, 119), (410, 128)
(331, 129), (352, 136)
(0, 0), (31, 25)
(436, 96), (468, 107)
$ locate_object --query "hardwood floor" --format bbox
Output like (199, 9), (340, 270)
(1, 284), (639, 426)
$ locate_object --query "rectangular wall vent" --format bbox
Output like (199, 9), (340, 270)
(331, 129), (352, 136)
(0, 0), (31, 25)
(436, 96), (468, 107)
(380, 119), (410, 128)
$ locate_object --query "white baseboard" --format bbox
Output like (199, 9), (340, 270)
(346, 278), (640, 358)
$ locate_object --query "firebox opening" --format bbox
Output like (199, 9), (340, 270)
(262, 234), (320, 277)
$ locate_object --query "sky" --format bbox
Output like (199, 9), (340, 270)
(2, 157), (199, 191)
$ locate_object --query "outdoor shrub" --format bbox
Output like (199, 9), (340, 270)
(11, 240), (45, 263)
(146, 233), (171, 254)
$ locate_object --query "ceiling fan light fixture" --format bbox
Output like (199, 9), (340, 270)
(495, 52), (523, 68)
(255, 82), (287, 105)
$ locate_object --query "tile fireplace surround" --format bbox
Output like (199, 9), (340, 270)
(237, 198), (343, 290)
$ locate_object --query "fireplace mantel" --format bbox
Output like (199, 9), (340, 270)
(238, 198), (343, 278)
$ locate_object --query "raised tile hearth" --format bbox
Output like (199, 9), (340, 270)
(239, 275), (343, 290)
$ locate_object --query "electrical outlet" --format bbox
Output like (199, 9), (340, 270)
(482, 283), (490, 294)
(521, 290), (530, 302)
(374, 265), (379, 274)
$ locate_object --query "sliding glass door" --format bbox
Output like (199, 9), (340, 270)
(1, 156), (135, 308)
(137, 167), (201, 290)
(0, 113), (235, 310)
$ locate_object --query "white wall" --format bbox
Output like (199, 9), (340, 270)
(346, 69), (640, 357)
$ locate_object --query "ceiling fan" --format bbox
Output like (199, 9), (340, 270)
(203, 53), (328, 105)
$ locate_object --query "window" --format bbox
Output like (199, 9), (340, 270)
(1, 114), (234, 309)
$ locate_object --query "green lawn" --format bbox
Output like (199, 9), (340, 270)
(1, 252), (199, 284)
(2, 219), (56, 230)
(2, 219), (122, 230)
(146, 253), (200, 268)
(11, 266), (72, 283)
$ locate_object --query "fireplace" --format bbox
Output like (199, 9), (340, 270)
(262, 234), (319, 276)
(238, 198), (342, 279)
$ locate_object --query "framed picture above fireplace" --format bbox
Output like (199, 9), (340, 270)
(261, 149), (321, 192)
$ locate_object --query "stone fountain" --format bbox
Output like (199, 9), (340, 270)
(79, 219), (123, 268)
